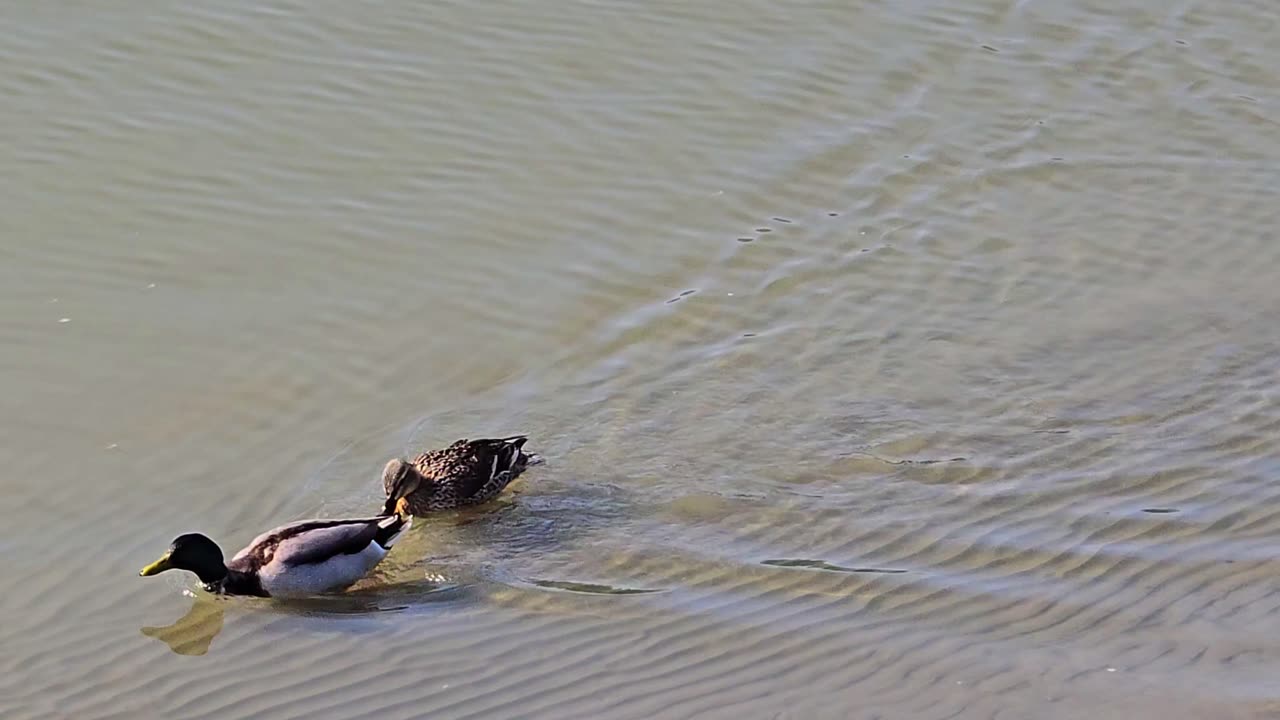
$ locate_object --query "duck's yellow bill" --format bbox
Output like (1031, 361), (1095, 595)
(140, 553), (173, 577)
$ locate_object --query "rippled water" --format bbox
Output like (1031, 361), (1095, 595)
(4, 2), (1280, 719)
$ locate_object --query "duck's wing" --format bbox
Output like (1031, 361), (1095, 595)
(232, 518), (385, 570)
(231, 519), (321, 566)
(418, 436), (530, 499)
(409, 440), (469, 478)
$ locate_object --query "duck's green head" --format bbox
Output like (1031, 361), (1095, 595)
(140, 533), (227, 585)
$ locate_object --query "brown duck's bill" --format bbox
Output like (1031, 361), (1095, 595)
(139, 553), (173, 577)
(382, 496), (411, 517)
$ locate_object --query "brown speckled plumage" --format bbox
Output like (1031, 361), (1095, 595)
(382, 435), (542, 516)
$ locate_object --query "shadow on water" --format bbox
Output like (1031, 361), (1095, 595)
(523, 578), (665, 595)
(761, 558), (908, 575)
(450, 483), (633, 554)
(140, 596), (225, 657)
(275, 575), (472, 615)
(140, 576), (471, 656)
(403, 488), (674, 597)
(428, 482), (680, 596)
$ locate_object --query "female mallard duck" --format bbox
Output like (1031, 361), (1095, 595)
(139, 514), (411, 598)
(381, 435), (542, 516)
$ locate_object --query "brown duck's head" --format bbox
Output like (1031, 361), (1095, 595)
(381, 458), (421, 516)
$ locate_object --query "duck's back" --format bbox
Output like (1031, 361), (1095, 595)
(409, 436), (534, 508)
(229, 517), (402, 598)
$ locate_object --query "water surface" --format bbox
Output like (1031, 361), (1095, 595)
(3, 2), (1280, 719)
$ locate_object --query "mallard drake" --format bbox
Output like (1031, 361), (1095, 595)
(139, 514), (411, 598)
(382, 435), (542, 516)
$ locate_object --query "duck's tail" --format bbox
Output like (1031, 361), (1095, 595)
(497, 435), (544, 469)
(374, 513), (411, 549)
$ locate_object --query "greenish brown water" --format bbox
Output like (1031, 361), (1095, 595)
(4, 2), (1280, 718)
